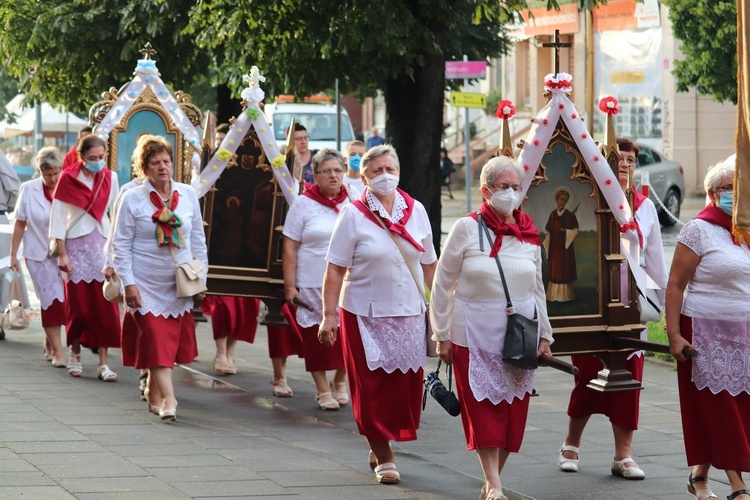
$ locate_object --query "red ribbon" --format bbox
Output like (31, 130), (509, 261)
(301, 184), (348, 212)
(469, 202), (540, 257)
(351, 189), (425, 252)
(696, 203), (740, 246)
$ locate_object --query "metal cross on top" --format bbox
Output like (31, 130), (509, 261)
(542, 29), (571, 76)
(139, 42), (158, 60)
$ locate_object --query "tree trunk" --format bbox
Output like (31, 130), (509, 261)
(216, 84), (242, 125)
(385, 52), (445, 255)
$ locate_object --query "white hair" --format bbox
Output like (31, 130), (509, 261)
(479, 156), (525, 187)
(704, 153), (735, 193)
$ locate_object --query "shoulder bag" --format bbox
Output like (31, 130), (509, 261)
(478, 213), (539, 370)
(422, 359), (461, 417)
(49, 173), (106, 258)
(365, 205), (437, 358)
(102, 273), (123, 303)
(1, 272), (30, 330)
(142, 185), (207, 300)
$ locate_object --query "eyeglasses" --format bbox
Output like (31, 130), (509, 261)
(714, 184), (733, 194)
(619, 157), (637, 167)
(316, 168), (344, 175)
(487, 183), (522, 192)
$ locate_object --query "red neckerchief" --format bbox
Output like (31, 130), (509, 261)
(43, 184), (53, 203)
(52, 162), (111, 222)
(301, 184), (348, 212)
(632, 191), (647, 248)
(469, 202), (540, 257)
(352, 188), (425, 252)
(696, 203), (740, 246)
(149, 189), (182, 247)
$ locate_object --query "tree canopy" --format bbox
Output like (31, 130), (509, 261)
(664, 0), (737, 103)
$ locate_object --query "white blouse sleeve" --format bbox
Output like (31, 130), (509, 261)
(187, 188), (208, 276)
(49, 199), (70, 240)
(112, 194), (137, 287)
(533, 245), (554, 343)
(641, 201), (669, 306)
(282, 199), (305, 242)
(325, 207), (357, 268)
(429, 218), (470, 341)
(15, 182), (29, 222)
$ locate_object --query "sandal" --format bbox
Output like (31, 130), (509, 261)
(374, 462), (400, 484)
(485, 489), (507, 500)
(139, 372), (149, 401)
(271, 378), (293, 397)
(688, 471), (718, 500)
(97, 365), (118, 382)
(329, 380), (349, 406)
(213, 357), (236, 375)
(66, 350), (82, 377)
(368, 450), (377, 470)
(315, 392), (340, 411)
(558, 443), (579, 472)
(728, 490), (750, 500)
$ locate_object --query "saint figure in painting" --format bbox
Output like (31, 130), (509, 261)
(544, 187), (579, 302)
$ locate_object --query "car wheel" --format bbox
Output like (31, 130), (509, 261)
(659, 188), (681, 226)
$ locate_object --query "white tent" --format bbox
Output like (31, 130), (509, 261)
(0, 94), (88, 138)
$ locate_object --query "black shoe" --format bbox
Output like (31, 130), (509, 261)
(90, 347), (99, 355)
(0, 327), (5, 340)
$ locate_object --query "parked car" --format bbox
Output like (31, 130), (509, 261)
(632, 142), (684, 226)
(264, 96), (356, 152)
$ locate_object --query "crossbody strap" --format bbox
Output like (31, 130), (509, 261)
(478, 213), (514, 314)
(366, 204), (427, 306)
(63, 172), (106, 236)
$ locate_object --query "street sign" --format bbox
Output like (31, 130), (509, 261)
(445, 61), (487, 79)
(450, 92), (486, 109)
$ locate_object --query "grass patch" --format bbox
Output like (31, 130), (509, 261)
(645, 316), (675, 365)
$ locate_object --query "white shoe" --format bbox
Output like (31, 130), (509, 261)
(611, 457), (645, 480)
(558, 443), (579, 472)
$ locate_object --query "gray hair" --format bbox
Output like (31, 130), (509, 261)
(704, 154), (735, 193)
(311, 148), (345, 173)
(35, 147), (63, 172)
(480, 156), (525, 187)
(361, 144), (400, 176)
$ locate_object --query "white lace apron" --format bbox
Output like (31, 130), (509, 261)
(25, 257), (65, 309)
(296, 287), (339, 328)
(462, 295), (537, 404)
(691, 316), (750, 396)
(357, 313), (425, 374)
(66, 231), (107, 284)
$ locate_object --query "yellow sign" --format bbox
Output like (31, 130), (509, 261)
(450, 92), (486, 109)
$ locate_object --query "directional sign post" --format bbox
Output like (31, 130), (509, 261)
(450, 92), (487, 109)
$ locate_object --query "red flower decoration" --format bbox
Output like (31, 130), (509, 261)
(599, 96), (619, 115)
(594, 156), (599, 161)
(582, 133), (588, 139)
(496, 100), (516, 120)
(558, 104), (565, 109)
(523, 164), (529, 170)
(543, 119), (549, 125)
(606, 179), (612, 185)
(619, 204), (624, 210)
(571, 114), (577, 119)
(533, 139), (539, 146)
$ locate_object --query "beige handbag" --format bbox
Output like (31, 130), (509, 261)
(171, 247), (207, 299)
(1, 273), (30, 330)
(102, 274), (123, 303)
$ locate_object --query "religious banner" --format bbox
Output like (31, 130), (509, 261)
(736, 0), (750, 244)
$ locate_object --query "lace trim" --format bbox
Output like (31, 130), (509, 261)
(65, 232), (107, 284)
(25, 257), (65, 310)
(357, 313), (424, 374)
(691, 317), (750, 396)
(296, 287), (338, 328)
(127, 288), (193, 318)
(365, 190), (407, 223)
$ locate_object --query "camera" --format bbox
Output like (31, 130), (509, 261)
(423, 369), (461, 417)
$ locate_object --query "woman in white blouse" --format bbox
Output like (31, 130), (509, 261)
(667, 156), (750, 500)
(50, 135), (120, 381)
(113, 135), (207, 422)
(319, 144), (437, 485)
(10, 147), (67, 366)
(430, 156), (552, 500)
(283, 149), (351, 411)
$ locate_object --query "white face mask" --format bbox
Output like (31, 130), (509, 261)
(488, 187), (518, 215)
(369, 172), (399, 196)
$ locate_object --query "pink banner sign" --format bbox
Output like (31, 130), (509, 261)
(445, 61), (487, 80)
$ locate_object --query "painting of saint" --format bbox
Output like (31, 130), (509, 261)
(544, 187), (579, 302)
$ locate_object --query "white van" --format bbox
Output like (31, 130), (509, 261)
(264, 96), (356, 153)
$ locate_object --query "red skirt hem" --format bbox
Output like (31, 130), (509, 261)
(267, 303), (303, 359)
(40, 299), (66, 328)
(301, 325), (344, 372)
(130, 311), (197, 369)
(65, 280), (121, 348)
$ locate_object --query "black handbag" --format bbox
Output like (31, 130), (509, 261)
(422, 359), (461, 417)
(478, 214), (539, 370)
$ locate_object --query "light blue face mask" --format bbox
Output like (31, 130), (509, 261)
(85, 159), (105, 173)
(348, 154), (361, 171)
(719, 192), (733, 215)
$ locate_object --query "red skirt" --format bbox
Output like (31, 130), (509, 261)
(120, 311), (138, 367)
(340, 309), (422, 442)
(40, 299), (66, 328)
(567, 352), (644, 430)
(129, 311), (197, 369)
(201, 296), (260, 343)
(267, 303), (303, 359)
(678, 314), (750, 471)
(452, 344), (530, 451)
(65, 280), (121, 348)
(301, 325), (345, 372)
